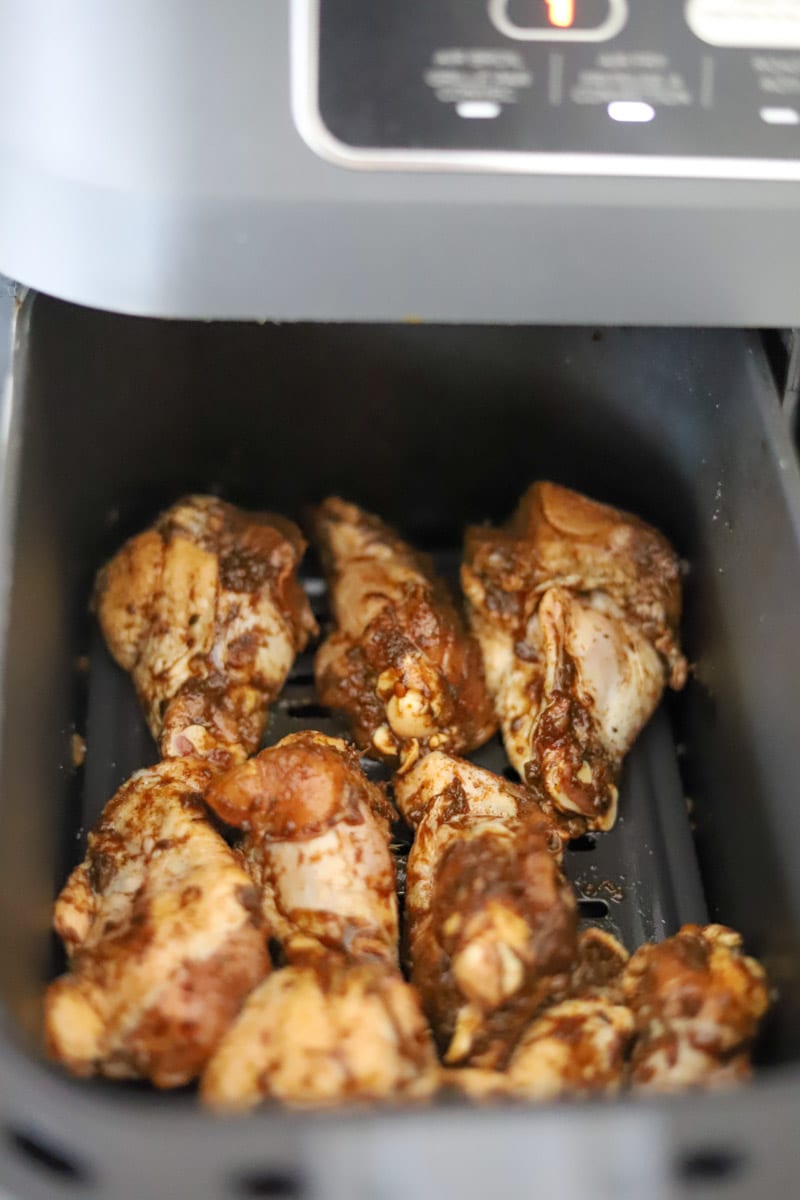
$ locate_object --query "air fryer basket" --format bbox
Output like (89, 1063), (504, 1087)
(0, 293), (799, 1200)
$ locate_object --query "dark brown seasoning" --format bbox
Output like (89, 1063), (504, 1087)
(622, 924), (769, 1091)
(462, 482), (688, 832)
(395, 751), (577, 1070)
(95, 495), (317, 769)
(45, 757), (270, 1087)
(313, 497), (496, 768)
(443, 995), (634, 1102)
(525, 648), (617, 824)
(580, 878), (626, 904)
(556, 928), (630, 1005)
(421, 824), (577, 1067)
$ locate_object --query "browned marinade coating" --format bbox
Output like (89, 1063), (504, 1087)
(562, 927), (630, 1004)
(96, 495), (317, 770)
(45, 759), (269, 1087)
(394, 751), (577, 1068)
(202, 731), (438, 1109)
(623, 924), (769, 1091)
(313, 498), (496, 769)
(462, 482), (687, 830)
(447, 924), (770, 1102)
(205, 731), (399, 964)
(447, 998), (634, 1102)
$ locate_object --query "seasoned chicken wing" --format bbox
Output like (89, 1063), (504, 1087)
(96, 495), (317, 770)
(202, 955), (438, 1111)
(313, 498), (496, 769)
(45, 759), (269, 1087)
(463, 482), (687, 830)
(623, 924), (769, 1091)
(447, 998), (634, 1102)
(205, 731), (399, 964)
(394, 751), (577, 1068)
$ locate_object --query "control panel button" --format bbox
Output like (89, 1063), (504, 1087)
(488, 0), (628, 42)
(686, 0), (800, 49)
(608, 100), (656, 123)
(760, 106), (800, 124)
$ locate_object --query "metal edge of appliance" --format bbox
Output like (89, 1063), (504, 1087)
(1, 1), (800, 324)
(0, 292), (798, 1200)
(291, 0), (800, 182)
(0, 277), (20, 702)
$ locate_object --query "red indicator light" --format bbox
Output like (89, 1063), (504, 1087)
(545, 0), (575, 27)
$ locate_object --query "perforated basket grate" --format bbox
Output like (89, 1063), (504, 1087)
(76, 552), (707, 957)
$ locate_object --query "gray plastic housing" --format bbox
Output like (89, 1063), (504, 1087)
(2, 0), (800, 324)
(0, 287), (799, 1198)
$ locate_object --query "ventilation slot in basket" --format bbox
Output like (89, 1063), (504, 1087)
(285, 703), (331, 720)
(7, 1127), (90, 1185)
(235, 1168), (305, 1198)
(675, 1146), (746, 1184)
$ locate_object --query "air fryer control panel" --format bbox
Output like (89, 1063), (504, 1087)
(293, 0), (800, 176)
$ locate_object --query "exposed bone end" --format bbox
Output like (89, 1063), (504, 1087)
(451, 907), (531, 1011)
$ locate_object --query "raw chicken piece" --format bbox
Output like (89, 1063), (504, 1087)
(202, 730), (438, 1111)
(202, 955), (438, 1111)
(394, 751), (577, 1068)
(205, 731), (399, 964)
(447, 998), (634, 1102)
(463, 482), (687, 830)
(444, 932), (631, 1102)
(45, 759), (269, 1087)
(623, 924), (769, 1091)
(96, 495), (317, 770)
(314, 498), (496, 769)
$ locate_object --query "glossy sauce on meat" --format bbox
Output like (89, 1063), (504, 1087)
(314, 498), (496, 769)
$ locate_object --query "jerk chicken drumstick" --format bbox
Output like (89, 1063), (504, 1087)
(46, 759), (269, 1087)
(96, 495), (317, 771)
(204, 730), (398, 964)
(314, 497), (496, 769)
(447, 924), (770, 1101)
(446, 927), (633, 1100)
(394, 750), (578, 1069)
(462, 482), (687, 831)
(201, 731), (439, 1109)
(623, 923), (769, 1091)
(448, 999), (635, 1102)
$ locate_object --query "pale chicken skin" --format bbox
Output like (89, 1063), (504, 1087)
(202, 955), (438, 1111)
(462, 482), (687, 830)
(46, 759), (269, 1087)
(205, 731), (398, 964)
(95, 495), (317, 770)
(394, 751), (577, 1068)
(314, 498), (496, 770)
(623, 924), (769, 1091)
(202, 731), (438, 1110)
